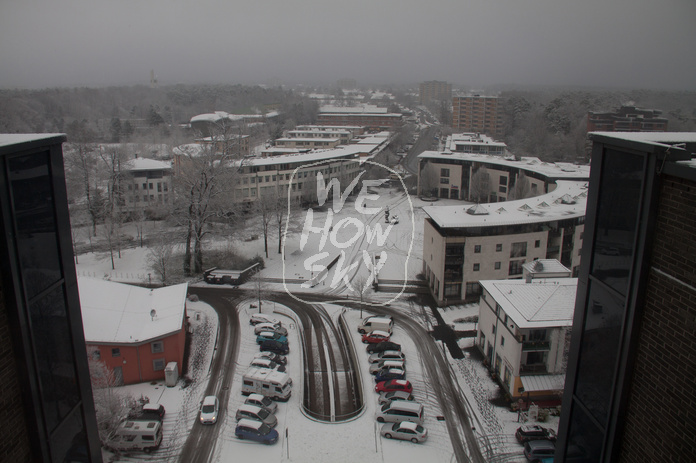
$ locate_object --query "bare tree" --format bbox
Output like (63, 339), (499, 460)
(147, 238), (176, 286)
(419, 161), (439, 198)
(469, 166), (491, 203)
(249, 269), (269, 313)
(88, 353), (134, 448)
(254, 189), (277, 259)
(510, 171), (531, 200)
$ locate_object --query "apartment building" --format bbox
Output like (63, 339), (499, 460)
(286, 127), (357, 145)
(122, 157), (173, 214)
(447, 132), (507, 155)
(477, 275), (576, 402)
(452, 94), (503, 138)
(419, 80), (452, 105)
(317, 105), (402, 131)
(417, 149), (590, 201)
(0, 135), (101, 462)
(556, 132), (696, 462)
(273, 137), (341, 150)
(422, 180), (587, 304)
(586, 105), (668, 132)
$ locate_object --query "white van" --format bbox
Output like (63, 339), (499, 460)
(376, 401), (424, 425)
(109, 420), (163, 453)
(242, 367), (293, 401)
(358, 316), (393, 334)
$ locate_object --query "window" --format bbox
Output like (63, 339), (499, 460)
(510, 242), (527, 258)
(151, 341), (164, 353)
(440, 178), (449, 184)
(499, 176), (507, 185)
(495, 262), (501, 270)
(441, 168), (450, 177)
(251, 177), (256, 183)
(473, 263), (480, 271)
(474, 245), (481, 253)
(509, 260), (525, 276)
(492, 324), (496, 334)
(157, 183), (162, 192)
(501, 336), (505, 346)
(496, 243), (502, 252)
(112, 348), (120, 357)
(142, 183), (147, 189)
(153, 358), (166, 371)
(499, 186), (507, 194)
(535, 240), (541, 248)
(149, 183), (153, 190)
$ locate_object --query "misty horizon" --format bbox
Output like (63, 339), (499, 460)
(1, 0), (695, 91)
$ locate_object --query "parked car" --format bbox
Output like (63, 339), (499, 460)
(369, 359), (406, 375)
(235, 404), (278, 428)
(260, 339), (289, 355)
(516, 424), (557, 444)
(378, 390), (414, 405)
(128, 403), (165, 422)
(256, 331), (288, 345)
(368, 350), (405, 364)
(524, 439), (556, 461)
(244, 393), (278, 414)
(375, 367), (406, 383)
(199, 396), (219, 424)
(249, 358), (286, 373)
(380, 421), (428, 443)
(250, 314), (280, 326)
(362, 330), (390, 344)
(375, 379), (413, 394)
(366, 341), (401, 354)
(235, 418), (279, 445)
(254, 322), (288, 337)
(253, 351), (287, 365)
(376, 400), (424, 425)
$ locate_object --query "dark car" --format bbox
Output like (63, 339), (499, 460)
(260, 339), (289, 355)
(366, 341), (401, 354)
(515, 424), (557, 444)
(128, 403), (166, 422)
(375, 367), (406, 383)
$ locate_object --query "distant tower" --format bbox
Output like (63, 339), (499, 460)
(150, 70), (158, 88)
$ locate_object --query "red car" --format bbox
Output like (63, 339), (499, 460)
(375, 379), (413, 394)
(362, 330), (390, 344)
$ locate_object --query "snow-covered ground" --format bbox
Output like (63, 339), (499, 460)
(77, 184), (557, 462)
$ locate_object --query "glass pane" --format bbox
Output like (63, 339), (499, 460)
(50, 406), (88, 463)
(8, 152), (63, 298)
(30, 285), (80, 432)
(590, 149), (643, 296)
(564, 405), (604, 462)
(574, 281), (624, 425)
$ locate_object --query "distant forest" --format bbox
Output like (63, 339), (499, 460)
(1, 84), (695, 163)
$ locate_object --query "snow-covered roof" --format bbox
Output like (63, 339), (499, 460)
(522, 259), (571, 277)
(240, 145), (369, 167)
(479, 278), (577, 329)
(424, 180), (588, 229)
(520, 374), (566, 393)
(275, 137), (340, 143)
(447, 133), (507, 150)
(79, 278), (188, 344)
(355, 132), (391, 145)
(123, 157), (172, 172)
(320, 104), (388, 114)
(418, 151), (590, 180)
(0, 133), (65, 148)
(190, 111), (270, 124)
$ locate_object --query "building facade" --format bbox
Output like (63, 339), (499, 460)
(0, 135), (102, 462)
(556, 132), (696, 462)
(79, 278), (188, 386)
(477, 275), (575, 402)
(122, 157), (173, 215)
(452, 95), (503, 138)
(422, 181), (587, 304)
(586, 105), (668, 133)
(317, 105), (402, 131)
(419, 80), (452, 105)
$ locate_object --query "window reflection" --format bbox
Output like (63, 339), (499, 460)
(8, 152), (62, 298)
(574, 281), (625, 425)
(590, 149), (643, 296)
(29, 285), (80, 433)
(564, 405), (603, 462)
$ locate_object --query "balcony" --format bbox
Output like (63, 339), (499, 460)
(520, 364), (549, 375)
(522, 340), (551, 351)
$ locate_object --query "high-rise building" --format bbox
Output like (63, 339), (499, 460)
(452, 94), (502, 138)
(0, 134), (102, 462)
(419, 81), (452, 105)
(587, 105), (668, 132)
(556, 132), (696, 462)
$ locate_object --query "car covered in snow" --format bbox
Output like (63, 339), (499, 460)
(256, 331), (288, 345)
(250, 314), (280, 326)
(244, 393), (278, 414)
(368, 350), (405, 364)
(377, 390), (414, 405)
(515, 424), (557, 444)
(361, 330), (390, 344)
(380, 421), (427, 443)
(366, 341), (401, 354)
(253, 351), (287, 365)
(369, 359), (406, 375)
(235, 404), (278, 428)
(249, 358), (287, 373)
(375, 379), (413, 394)
(254, 322), (288, 337)
(374, 367), (406, 383)
(235, 418), (279, 444)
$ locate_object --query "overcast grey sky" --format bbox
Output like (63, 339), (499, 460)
(1, 0), (694, 90)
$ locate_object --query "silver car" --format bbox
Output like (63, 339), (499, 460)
(244, 393), (278, 414)
(368, 350), (405, 364)
(369, 359), (406, 375)
(235, 404), (278, 428)
(380, 421), (428, 443)
(378, 390), (414, 405)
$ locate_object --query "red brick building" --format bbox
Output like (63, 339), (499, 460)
(451, 95), (502, 139)
(79, 278), (188, 385)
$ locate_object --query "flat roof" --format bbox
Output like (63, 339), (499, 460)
(240, 145), (369, 167)
(448, 133), (507, 150)
(418, 151), (590, 180)
(424, 180), (588, 229)
(79, 278), (188, 344)
(124, 157), (172, 171)
(480, 278), (577, 329)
